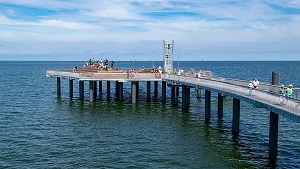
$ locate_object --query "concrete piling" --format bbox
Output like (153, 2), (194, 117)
(57, 77), (61, 96)
(196, 88), (201, 98)
(99, 81), (102, 95)
(69, 79), (73, 98)
(107, 81), (111, 101)
(79, 81), (84, 101)
(269, 72), (280, 159)
(132, 82), (137, 103)
(93, 81), (97, 99)
(182, 85), (190, 110)
(205, 90), (211, 121)
(232, 98), (240, 134)
(89, 81), (94, 103)
(171, 86), (175, 103)
(175, 86), (179, 99)
(147, 81), (151, 102)
(116, 81), (119, 99)
(269, 111), (279, 160)
(136, 82), (139, 101)
(218, 93), (223, 118)
(162, 81), (166, 103)
(154, 81), (158, 99)
(117, 81), (123, 101)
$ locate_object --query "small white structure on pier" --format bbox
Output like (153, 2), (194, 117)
(163, 40), (174, 73)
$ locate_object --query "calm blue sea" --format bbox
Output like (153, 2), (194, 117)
(0, 61), (299, 168)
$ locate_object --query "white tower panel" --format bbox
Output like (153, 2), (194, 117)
(163, 40), (174, 73)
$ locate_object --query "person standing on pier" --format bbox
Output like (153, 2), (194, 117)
(278, 84), (286, 105)
(286, 84), (293, 97)
(111, 60), (115, 68)
(248, 81), (254, 96)
(285, 84), (293, 105)
(252, 78), (260, 89)
(91, 58), (95, 65)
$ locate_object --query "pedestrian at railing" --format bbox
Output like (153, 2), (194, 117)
(278, 84), (286, 106)
(248, 81), (254, 96)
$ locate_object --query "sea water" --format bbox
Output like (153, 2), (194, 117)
(0, 61), (299, 168)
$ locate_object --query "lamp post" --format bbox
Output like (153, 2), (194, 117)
(178, 50), (180, 71)
(135, 57), (137, 70)
(118, 57), (120, 69)
(137, 57), (139, 72)
(152, 51), (155, 68)
(130, 56), (132, 68)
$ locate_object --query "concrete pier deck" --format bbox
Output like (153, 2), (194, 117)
(46, 68), (162, 82)
(46, 68), (300, 123)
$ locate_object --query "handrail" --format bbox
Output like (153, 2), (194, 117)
(163, 74), (300, 103)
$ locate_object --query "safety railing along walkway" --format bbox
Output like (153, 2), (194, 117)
(46, 70), (162, 81)
(163, 74), (300, 118)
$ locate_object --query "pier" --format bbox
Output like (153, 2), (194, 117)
(46, 38), (299, 163)
(46, 68), (300, 160)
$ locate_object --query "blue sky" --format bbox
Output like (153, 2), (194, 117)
(0, 0), (299, 61)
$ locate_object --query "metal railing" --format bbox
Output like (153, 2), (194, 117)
(163, 74), (300, 115)
(46, 70), (299, 99)
(165, 73), (300, 100)
(46, 70), (82, 79)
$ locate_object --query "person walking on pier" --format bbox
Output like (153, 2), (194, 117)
(278, 84), (286, 105)
(252, 78), (260, 96)
(285, 84), (293, 105)
(248, 81), (254, 96)
(252, 78), (260, 89)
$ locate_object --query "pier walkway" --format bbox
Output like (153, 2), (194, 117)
(46, 69), (300, 123)
(164, 74), (300, 123)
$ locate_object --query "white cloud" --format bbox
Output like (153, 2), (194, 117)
(0, 0), (299, 60)
(37, 19), (97, 29)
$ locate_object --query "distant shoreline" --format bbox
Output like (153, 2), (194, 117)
(0, 60), (299, 62)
